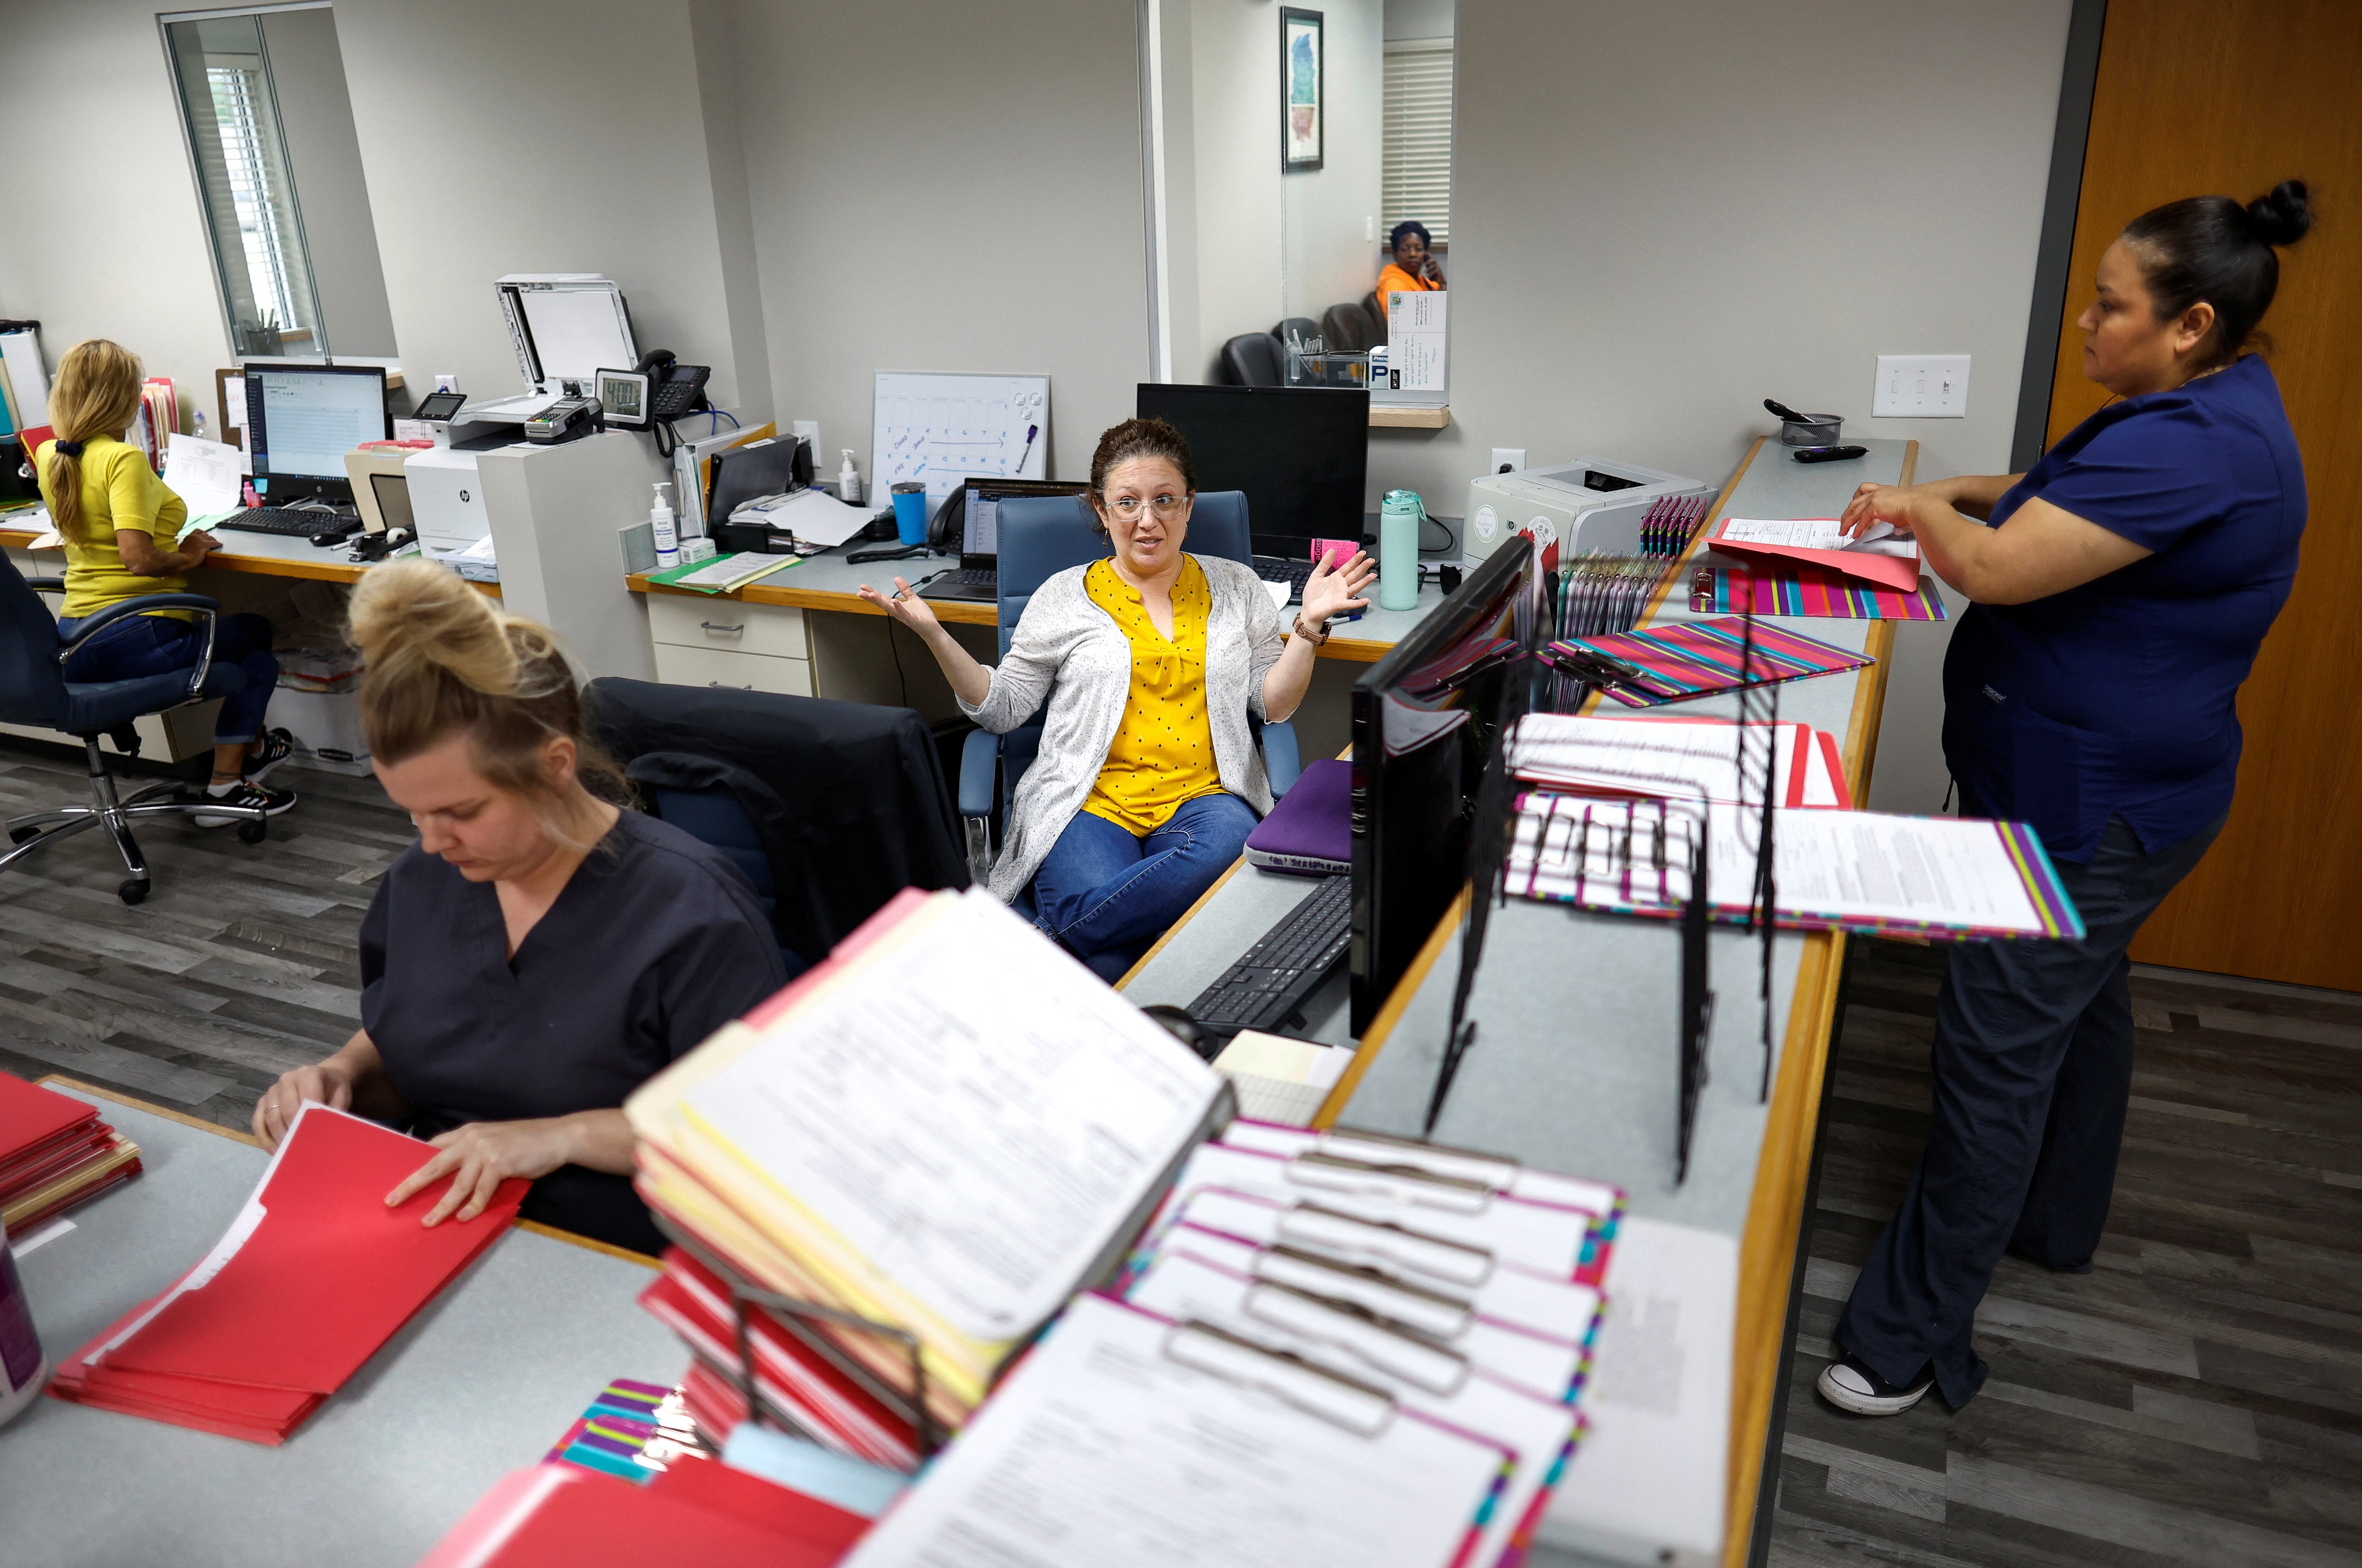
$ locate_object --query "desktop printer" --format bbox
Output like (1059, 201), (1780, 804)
(1461, 457), (1711, 566)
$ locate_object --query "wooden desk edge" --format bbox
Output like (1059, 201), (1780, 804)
(34, 1074), (656, 1269)
(1, 529), (497, 594)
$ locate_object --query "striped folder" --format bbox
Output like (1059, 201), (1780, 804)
(1548, 616), (1874, 707)
(1691, 566), (1948, 622)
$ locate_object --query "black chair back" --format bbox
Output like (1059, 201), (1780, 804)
(1219, 333), (1286, 387)
(1322, 301), (1380, 353)
(0, 552), (70, 730)
(1273, 316), (1322, 354)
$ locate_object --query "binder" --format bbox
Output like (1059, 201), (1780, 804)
(839, 1292), (1517, 1568)
(1544, 615), (1875, 707)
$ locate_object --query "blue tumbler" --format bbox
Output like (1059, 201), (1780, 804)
(891, 482), (928, 545)
(1378, 489), (1425, 611)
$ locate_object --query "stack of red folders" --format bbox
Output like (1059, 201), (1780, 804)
(0, 1073), (142, 1234)
(640, 1246), (920, 1473)
(48, 1105), (526, 1443)
(418, 1460), (870, 1568)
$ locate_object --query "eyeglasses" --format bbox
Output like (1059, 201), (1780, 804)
(1102, 494), (1189, 522)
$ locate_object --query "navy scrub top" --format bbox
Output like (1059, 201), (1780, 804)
(360, 808), (788, 1255)
(1942, 353), (2306, 862)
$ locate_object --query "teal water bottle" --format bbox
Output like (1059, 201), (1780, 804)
(1379, 489), (1424, 611)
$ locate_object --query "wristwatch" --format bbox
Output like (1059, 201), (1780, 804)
(1291, 613), (1329, 646)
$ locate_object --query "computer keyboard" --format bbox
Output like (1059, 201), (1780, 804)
(215, 507), (347, 537)
(938, 567), (996, 587)
(1184, 872), (1353, 1034)
(1252, 555), (1317, 605)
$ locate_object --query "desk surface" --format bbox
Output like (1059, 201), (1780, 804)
(1123, 435), (1915, 1567)
(0, 524), (507, 596)
(625, 543), (1457, 664)
(0, 1081), (682, 1568)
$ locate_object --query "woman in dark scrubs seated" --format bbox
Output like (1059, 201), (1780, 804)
(251, 560), (786, 1255)
(1819, 181), (2313, 1417)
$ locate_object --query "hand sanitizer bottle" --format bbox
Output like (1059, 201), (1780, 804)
(838, 450), (862, 505)
(651, 482), (680, 570)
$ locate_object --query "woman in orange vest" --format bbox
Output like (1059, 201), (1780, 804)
(1376, 221), (1445, 303)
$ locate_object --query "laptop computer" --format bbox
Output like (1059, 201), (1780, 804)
(918, 477), (1090, 602)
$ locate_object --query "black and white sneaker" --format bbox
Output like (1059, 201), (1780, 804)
(242, 727), (298, 783)
(1817, 1352), (1935, 1416)
(195, 780), (298, 828)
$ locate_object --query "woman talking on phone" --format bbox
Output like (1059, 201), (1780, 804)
(1818, 182), (2313, 1417)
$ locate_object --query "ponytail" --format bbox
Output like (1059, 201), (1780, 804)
(40, 340), (146, 541)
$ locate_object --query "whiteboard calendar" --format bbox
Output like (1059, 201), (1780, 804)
(871, 371), (1052, 509)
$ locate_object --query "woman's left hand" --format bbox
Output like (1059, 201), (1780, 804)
(384, 1116), (580, 1226)
(1300, 550), (1376, 626)
(1839, 482), (1924, 538)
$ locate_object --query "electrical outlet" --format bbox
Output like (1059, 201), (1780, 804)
(1366, 214), (1376, 242)
(792, 419), (820, 450)
(1490, 448), (1526, 475)
(1873, 355), (1970, 418)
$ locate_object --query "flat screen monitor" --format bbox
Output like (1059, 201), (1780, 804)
(945, 476), (1090, 564)
(1134, 384), (1368, 558)
(1349, 542), (1540, 1036)
(242, 364), (391, 503)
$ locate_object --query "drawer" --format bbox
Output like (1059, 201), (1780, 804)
(647, 592), (808, 660)
(652, 641), (814, 697)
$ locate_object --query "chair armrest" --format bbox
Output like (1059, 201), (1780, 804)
(23, 577), (63, 594)
(58, 593), (223, 652)
(1262, 719), (1302, 798)
(958, 727), (999, 819)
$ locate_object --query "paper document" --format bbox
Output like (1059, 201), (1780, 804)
(664, 552), (799, 593)
(1210, 1030), (1350, 1126)
(1718, 516), (1918, 560)
(161, 433), (245, 518)
(680, 887), (1221, 1340)
(733, 485), (873, 548)
(1510, 714), (1849, 810)
(841, 1292), (1510, 1568)
(1385, 290), (1449, 393)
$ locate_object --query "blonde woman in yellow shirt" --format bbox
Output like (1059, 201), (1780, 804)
(36, 340), (296, 823)
(860, 418), (1374, 979)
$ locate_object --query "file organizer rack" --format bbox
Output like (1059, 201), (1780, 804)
(1731, 613), (1780, 1103)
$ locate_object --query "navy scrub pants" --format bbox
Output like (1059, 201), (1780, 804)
(1834, 808), (2225, 1408)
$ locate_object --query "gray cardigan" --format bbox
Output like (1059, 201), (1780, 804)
(960, 555), (1289, 902)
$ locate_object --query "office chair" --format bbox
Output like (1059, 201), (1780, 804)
(1219, 332), (1286, 387)
(1273, 317), (1322, 354)
(957, 492), (1303, 889)
(1362, 291), (1389, 343)
(1321, 301), (1380, 354)
(0, 555), (272, 905)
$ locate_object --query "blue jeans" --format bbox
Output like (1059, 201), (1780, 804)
(1835, 808), (2226, 1409)
(1031, 793), (1258, 982)
(57, 611), (280, 745)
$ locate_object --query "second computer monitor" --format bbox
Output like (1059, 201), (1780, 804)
(1135, 384), (1368, 558)
(243, 363), (392, 504)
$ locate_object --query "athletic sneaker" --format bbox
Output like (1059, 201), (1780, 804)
(242, 727), (297, 783)
(1817, 1352), (1935, 1416)
(195, 779), (298, 829)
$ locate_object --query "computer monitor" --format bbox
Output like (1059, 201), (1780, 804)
(242, 364), (391, 503)
(944, 477), (1090, 566)
(1134, 384), (1368, 558)
(1349, 542), (1541, 1036)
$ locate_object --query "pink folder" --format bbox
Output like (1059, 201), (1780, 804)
(1707, 516), (1924, 594)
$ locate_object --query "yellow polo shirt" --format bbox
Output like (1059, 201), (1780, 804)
(35, 436), (193, 622)
(1082, 556), (1222, 836)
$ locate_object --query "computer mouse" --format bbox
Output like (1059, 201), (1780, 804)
(310, 527), (358, 548)
(1138, 1004), (1222, 1063)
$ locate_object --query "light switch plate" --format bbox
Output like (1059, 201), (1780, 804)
(1874, 355), (1970, 418)
(1491, 448), (1527, 475)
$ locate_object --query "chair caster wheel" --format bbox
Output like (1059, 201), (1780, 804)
(8, 825), (39, 844)
(118, 879), (150, 906)
(236, 820), (268, 845)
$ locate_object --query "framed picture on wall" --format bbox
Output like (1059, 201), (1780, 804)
(1281, 7), (1323, 172)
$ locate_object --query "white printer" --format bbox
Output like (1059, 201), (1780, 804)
(1461, 457), (1711, 565)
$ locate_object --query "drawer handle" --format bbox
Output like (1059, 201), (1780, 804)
(699, 621), (746, 635)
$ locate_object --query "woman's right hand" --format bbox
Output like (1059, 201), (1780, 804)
(252, 1061), (351, 1150)
(856, 577), (941, 636)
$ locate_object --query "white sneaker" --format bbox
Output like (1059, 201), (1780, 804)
(1817, 1353), (1935, 1416)
(195, 780), (297, 828)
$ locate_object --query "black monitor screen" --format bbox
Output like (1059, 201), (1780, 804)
(1349, 543), (1538, 1036)
(243, 364), (390, 501)
(1135, 384), (1368, 556)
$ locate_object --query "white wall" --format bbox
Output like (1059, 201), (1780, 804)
(1177, 0), (1286, 380)
(1368, 0), (2074, 813)
(1280, 0), (1386, 320)
(717, 0), (1151, 486)
(263, 5), (396, 356)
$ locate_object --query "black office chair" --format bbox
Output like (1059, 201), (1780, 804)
(1273, 317), (1323, 354)
(1362, 291), (1390, 343)
(1321, 301), (1380, 353)
(1219, 333), (1286, 387)
(0, 554), (271, 904)
(586, 678), (968, 975)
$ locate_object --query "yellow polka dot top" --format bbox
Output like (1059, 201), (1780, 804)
(1081, 556), (1223, 836)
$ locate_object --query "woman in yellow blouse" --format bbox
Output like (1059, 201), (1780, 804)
(859, 418), (1374, 979)
(35, 339), (296, 823)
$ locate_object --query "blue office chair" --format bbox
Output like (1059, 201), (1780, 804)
(0, 555), (272, 905)
(957, 490), (1302, 886)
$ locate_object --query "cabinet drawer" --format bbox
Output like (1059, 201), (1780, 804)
(647, 592), (807, 659)
(652, 641), (814, 697)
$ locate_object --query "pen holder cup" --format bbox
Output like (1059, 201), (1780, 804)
(1777, 413), (1843, 446)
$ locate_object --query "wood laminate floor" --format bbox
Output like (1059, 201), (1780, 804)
(1772, 938), (2362, 1568)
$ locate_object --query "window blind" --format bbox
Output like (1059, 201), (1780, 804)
(1382, 40), (1454, 243)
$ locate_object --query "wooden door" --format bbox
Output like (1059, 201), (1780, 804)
(2041, 0), (2362, 989)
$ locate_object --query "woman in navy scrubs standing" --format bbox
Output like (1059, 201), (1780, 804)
(1818, 181), (2314, 1415)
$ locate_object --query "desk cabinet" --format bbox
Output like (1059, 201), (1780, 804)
(646, 594), (814, 696)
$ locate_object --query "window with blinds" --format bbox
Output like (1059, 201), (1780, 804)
(206, 66), (303, 337)
(1382, 40), (1454, 243)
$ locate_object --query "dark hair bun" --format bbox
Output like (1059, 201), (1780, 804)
(2247, 180), (2313, 247)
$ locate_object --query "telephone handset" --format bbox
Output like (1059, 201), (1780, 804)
(634, 350), (713, 425)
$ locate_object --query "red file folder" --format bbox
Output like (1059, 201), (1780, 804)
(49, 1105), (525, 1442)
(1706, 516), (1923, 594)
(418, 1464), (860, 1568)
